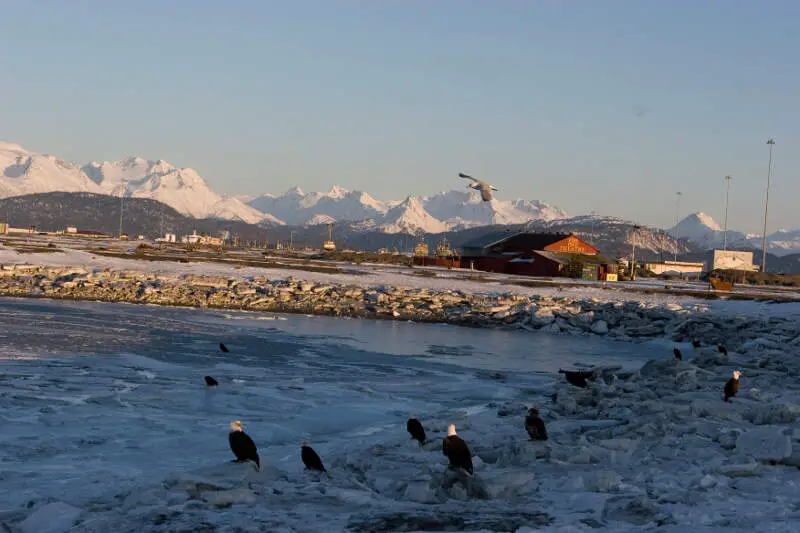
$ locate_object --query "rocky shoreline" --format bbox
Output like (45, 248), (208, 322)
(0, 264), (797, 351)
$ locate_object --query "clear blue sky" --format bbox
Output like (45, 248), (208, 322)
(1, 0), (798, 233)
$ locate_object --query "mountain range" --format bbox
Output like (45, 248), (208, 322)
(1, 141), (797, 256)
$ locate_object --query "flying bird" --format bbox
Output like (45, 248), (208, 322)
(406, 416), (427, 445)
(228, 420), (260, 471)
(301, 440), (327, 473)
(524, 407), (548, 441)
(442, 424), (474, 476)
(458, 172), (499, 202)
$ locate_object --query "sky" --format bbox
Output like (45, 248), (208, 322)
(1, 0), (798, 233)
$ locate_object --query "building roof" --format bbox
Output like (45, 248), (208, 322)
(489, 232), (574, 252)
(533, 250), (612, 264)
(460, 229), (521, 249)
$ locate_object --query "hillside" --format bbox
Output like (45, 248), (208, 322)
(0, 192), (276, 242)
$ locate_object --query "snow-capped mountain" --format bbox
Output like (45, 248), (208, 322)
(247, 187), (567, 234)
(666, 212), (752, 251)
(666, 212), (800, 256)
(759, 229), (800, 255)
(249, 186), (389, 226)
(0, 142), (281, 225)
(0, 142), (103, 197)
(419, 190), (567, 229)
(82, 157), (282, 225)
(379, 196), (449, 234)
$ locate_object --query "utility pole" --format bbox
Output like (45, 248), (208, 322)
(673, 191), (682, 261)
(760, 139), (775, 273)
(118, 193), (124, 239)
(723, 175), (732, 251)
(630, 225), (641, 281)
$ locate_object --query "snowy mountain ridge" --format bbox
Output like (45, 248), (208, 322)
(1, 141), (797, 254)
(667, 211), (797, 257)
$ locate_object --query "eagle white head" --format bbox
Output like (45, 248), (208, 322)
(301, 440), (309, 447)
(230, 420), (243, 432)
(447, 424), (457, 436)
(528, 406), (539, 414)
(732, 370), (741, 380)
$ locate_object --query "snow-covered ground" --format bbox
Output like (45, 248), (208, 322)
(1, 298), (799, 533)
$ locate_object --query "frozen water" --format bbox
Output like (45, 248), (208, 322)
(1, 297), (799, 533)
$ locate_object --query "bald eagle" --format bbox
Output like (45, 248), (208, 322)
(525, 407), (548, 441)
(228, 420), (260, 471)
(724, 370), (741, 402)
(407, 416), (427, 445)
(442, 424), (473, 476)
(301, 440), (326, 473)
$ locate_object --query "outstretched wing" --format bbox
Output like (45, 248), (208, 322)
(458, 172), (475, 181)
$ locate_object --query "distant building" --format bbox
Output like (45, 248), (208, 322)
(644, 260), (705, 277)
(711, 250), (757, 271)
(66, 226), (78, 234)
(413, 241), (429, 257)
(459, 231), (613, 279)
(156, 233), (177, 243)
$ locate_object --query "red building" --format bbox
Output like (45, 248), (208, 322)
(459, 231), (612, 279)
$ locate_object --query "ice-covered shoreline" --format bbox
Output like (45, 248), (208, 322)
(0, 262), (798, 354)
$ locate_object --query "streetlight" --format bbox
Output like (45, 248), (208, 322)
(118, 193), (124, 239)
(760, 139), (775, 273)
(630, 224), (641, 281)
(290, 230), (296, 251)
(723, 176), (732, 251)
(673, 191), (682, 261)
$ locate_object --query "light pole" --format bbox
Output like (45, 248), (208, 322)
(722, 176), (732, 250)
(630, 225), (641, 281)
(673, 191), (682, 261)
(290, 231), (296, 251)
(760, 139), (775, 273)
(118, 193), (124, 239)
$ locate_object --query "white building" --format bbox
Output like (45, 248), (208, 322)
(711, 250), (757, 271)
(156, 233), (177, 243)
(644, 260), (705, 277)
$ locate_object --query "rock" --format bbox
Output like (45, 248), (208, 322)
(19, 502), (83, 533)
(698, 474), (718, 489)
(735, 426), (793, 462)
(718, 462), (760, 477)
(200, 489), (258, 508)
(590, 320), (609, 334)
(601, 495), (673, 526)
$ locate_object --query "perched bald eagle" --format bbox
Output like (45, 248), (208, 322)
(204, 375), (218, 386)
(673, 348), (682, 361)
(524, 407), (548, 441)
(228, 420), (260, 471)
(301, 440), (326, 473)
(407, 416), (427, 445)
(442, 424), (473, 476)
(724, 370), (741, 402)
